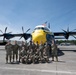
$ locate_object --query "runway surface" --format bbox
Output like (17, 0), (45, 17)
(0, 46), (76, 75)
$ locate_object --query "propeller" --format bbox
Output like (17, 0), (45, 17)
(22, 26), (24, 33)
(5, 27), (7, 33)
(62, 27), (76, 39)
(72, 35), (76, 39)
(19, 26), (31, 40)
(0, 30), (3, 33)
(0, 27), (12, 41)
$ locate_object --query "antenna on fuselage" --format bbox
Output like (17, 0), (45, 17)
(48, 23), (51, 31)
(48, 23), (50, 29)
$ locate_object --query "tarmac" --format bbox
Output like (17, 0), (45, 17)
(0, 45), (76, 75)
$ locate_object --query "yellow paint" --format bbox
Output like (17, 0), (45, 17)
(32, 30), (47, 44)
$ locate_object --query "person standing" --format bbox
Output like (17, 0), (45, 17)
(12, 41), (19, 62)
(51, 40), (58, 62)
(5, 41), (13, 63)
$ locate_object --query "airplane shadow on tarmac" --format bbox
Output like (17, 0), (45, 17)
(57, 48), (65, 63)
(49, 48), (64, 57)
(57, 48), (64, 56)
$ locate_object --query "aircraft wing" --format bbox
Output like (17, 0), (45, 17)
(54, 32), (76, 36)
(0, 33), (31, 40)
(68, 32), (76, 35)
(11, 33), (24, 36)
(12, 33), (31, 36)
(0, 34), (3, 36)
(54, 31), (76, 39)
(12, 33), (32, 40)
(54, 32), (65, 36)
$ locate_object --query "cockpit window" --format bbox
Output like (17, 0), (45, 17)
(34, 27), (44, 30)
(34, 27), (50, 31)
(44, 28), (50, 31)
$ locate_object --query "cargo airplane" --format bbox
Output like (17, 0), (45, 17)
(0, 24), (76, 44)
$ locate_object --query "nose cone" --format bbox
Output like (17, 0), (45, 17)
(32, 30), (46, 44)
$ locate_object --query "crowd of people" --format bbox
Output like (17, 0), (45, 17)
(5, 40), (58, 64)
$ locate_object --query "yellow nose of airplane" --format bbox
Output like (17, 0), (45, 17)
(32, 30), (46, 44)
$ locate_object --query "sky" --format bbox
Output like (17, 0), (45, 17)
(0, 0), (76, 40)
